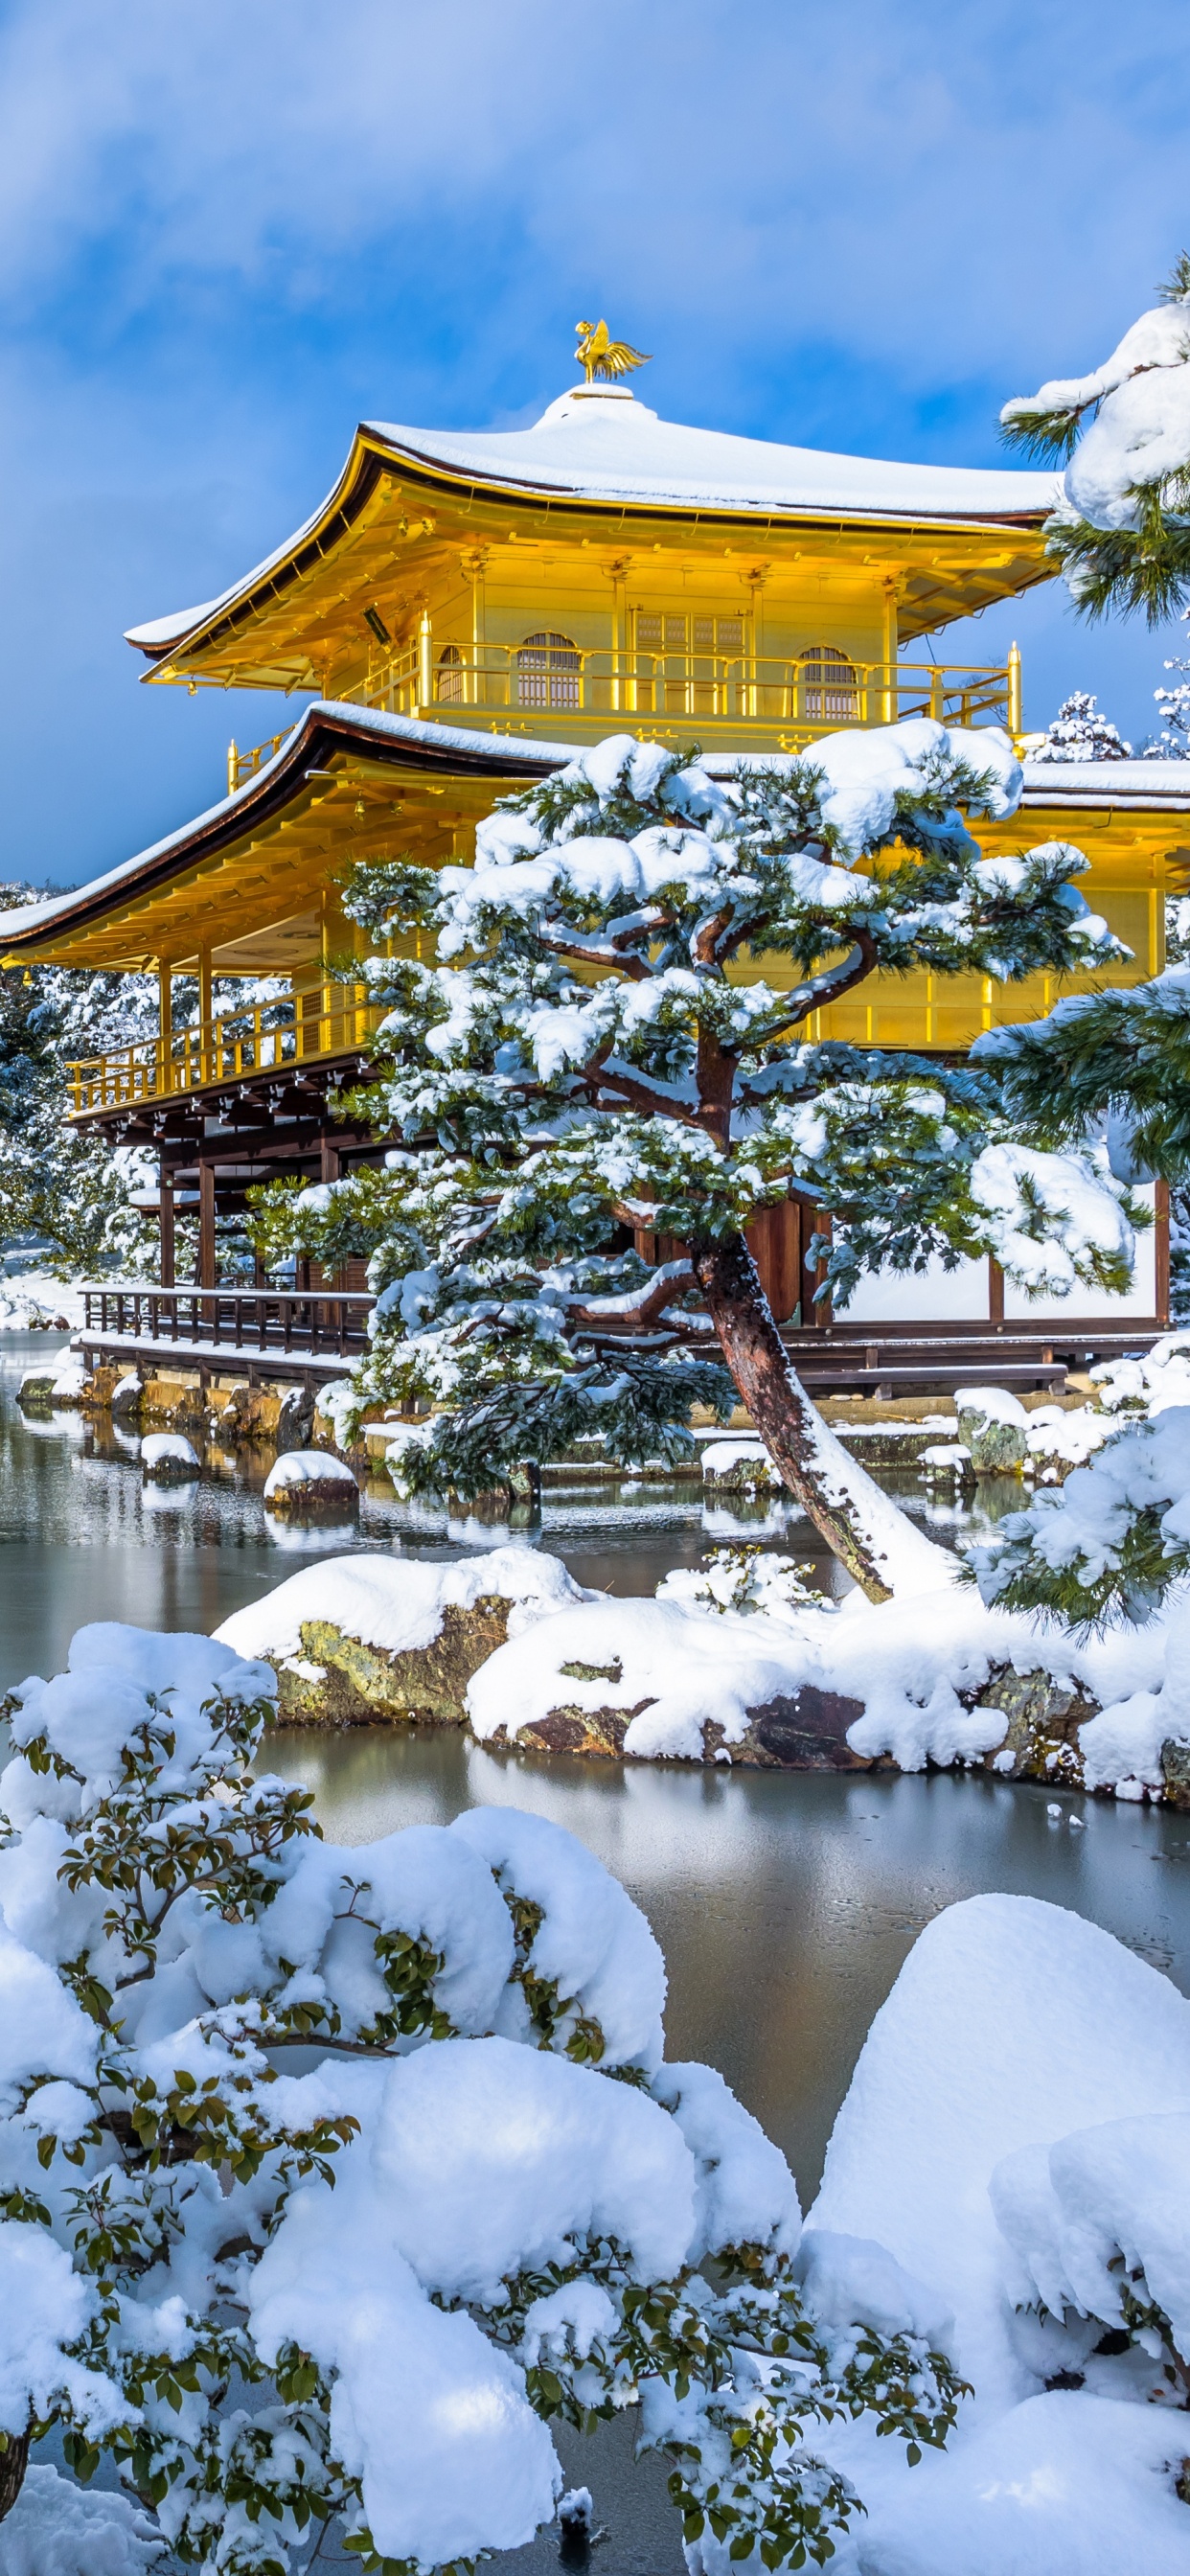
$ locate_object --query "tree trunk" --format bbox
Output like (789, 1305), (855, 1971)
(691, 1231), (947, 1604)
(0, 2427), (30, 2522)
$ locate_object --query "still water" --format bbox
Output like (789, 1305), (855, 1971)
(6, 1332), (1190, 2568)
(4, 1328), (1189, 2193)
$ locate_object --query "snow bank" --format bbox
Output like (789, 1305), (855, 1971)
(0, 1275), (84, 1332)
(215, 1546), (593, 1666)
(469, 1579), (1169, 1775)
(991, 2111), (1190, 2363)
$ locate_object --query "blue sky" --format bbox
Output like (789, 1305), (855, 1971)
(3, 0), (1190, 888)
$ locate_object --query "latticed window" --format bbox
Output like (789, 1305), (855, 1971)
(437, 645), (465, 703)
(634, 612), (744, 655)
(799, 645), (858, 722)
(516, 631), (581, 710)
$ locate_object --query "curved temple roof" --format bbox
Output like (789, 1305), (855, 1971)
(126, 387), (1061, 661)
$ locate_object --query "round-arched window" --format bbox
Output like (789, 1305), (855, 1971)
(437, 644), (465, 703)
(516, 631), (581, 712)
(799, 644), (858, 724)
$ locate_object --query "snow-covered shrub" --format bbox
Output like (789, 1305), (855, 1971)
(658, 1546), (831, 1622)
(810, 1894), (1190, 2568)
(991, 2114), (1190, 2405)
(0, 1621), (968, 2576)
(247, 724), (1134, 1604)
(1030, 693), (1132, 761)
(970, 1409), (1190, 1625)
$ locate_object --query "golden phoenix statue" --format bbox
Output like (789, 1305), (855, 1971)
(575, 320), (652, 384)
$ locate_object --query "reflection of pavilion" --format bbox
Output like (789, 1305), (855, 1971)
(0, 353), (1181, 1381)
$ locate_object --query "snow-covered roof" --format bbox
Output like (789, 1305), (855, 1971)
(6, 708), (1185, 961)
(1020, 757), (1190, 811)
(125, 389), (1060, 657)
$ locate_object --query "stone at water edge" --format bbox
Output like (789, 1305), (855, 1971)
(956, 1386), (1029, 1478)
(213, 1550), (595, 1727)
(262, 1449), (361, 1520)
(141, 1432), (200, 1484)
(973, 1668), (1096, 1785)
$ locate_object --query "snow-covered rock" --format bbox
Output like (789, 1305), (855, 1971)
(214, 1547), (596, 1726)
(955, 1384), (1028, 1476)
(262, 1447), (360, 1518)
(140, 1431), (198, 1482)
(17, 1352), (90, 1411)
(698, 1438), (777, 1493)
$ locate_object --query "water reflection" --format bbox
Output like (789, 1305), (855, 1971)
(264, 1724), (1190, 2198)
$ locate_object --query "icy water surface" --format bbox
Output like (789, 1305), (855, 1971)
(6, 1333), (1190, 2571)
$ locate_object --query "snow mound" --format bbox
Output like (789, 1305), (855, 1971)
(0, 2467), (162, 2576)
(857, 2389), (1190, 2576)
(467, 1596), (820, 1760)
(215, 1547), (595, 1666)
(811, 1893), (1190, 2409)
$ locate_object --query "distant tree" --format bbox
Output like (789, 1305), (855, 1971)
(1031, 692), (1132, 762)
(0, 888), (157, 1276)
(1001, 254), (1190, 623)
(250, 726), (1139, 1602)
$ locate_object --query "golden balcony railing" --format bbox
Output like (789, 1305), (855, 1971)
(345, 635), (1019, 743)
(226, 729), (296, 795)
(67, 984), (387, 1117)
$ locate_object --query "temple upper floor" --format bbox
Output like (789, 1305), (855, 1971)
(124, 380), (1058, 751)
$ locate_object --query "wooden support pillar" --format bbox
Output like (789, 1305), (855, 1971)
(197, 1161), (217, 1290)
(197, 945), (213, 1083)
(157, 961), (173, 1094)
(159, 1166), (175, 1289)
(320, 1138), (341, 1185)
(989, 1256), (1005, 1325)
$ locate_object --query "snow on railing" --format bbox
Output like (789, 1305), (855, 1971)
(80, 1282), (375, 1362)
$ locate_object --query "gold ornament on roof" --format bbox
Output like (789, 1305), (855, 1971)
(575, 320), (651, 384)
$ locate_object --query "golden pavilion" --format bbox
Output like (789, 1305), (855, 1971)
(1, 334), (1182, 1380)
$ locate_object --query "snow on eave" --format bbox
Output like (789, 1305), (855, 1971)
(0, 706), (573, 952)
(123, 394), (1059, 662)
(1020, 757), (1190, 811)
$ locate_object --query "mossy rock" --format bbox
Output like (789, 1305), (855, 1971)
(273, 1596), (518, 1726)
(975, 1666), (1097, 1784)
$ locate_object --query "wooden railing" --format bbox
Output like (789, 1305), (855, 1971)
(80, 1285), (374, 1362)
(68, 985), (387, 1116)
(344, 638), (1018, 743)
(227, 730), (295, 794)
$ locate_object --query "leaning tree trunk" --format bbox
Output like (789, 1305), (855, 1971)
(0, 2426), (30, 2521)
(690, 1231), (948, 1604)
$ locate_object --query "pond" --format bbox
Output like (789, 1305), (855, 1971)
(5, 1331), (1190, 2569)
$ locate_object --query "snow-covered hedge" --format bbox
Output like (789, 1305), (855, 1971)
(0, 1619), (968, 2575)
(811, 1893), (1190, 2570)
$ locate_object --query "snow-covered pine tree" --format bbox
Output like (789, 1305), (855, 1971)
(250, 724), (1138, 1602)
(1143, 650), (1190, 759)
(1030, 692), (1132, 761)
(1000, 254), (1190, 623)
